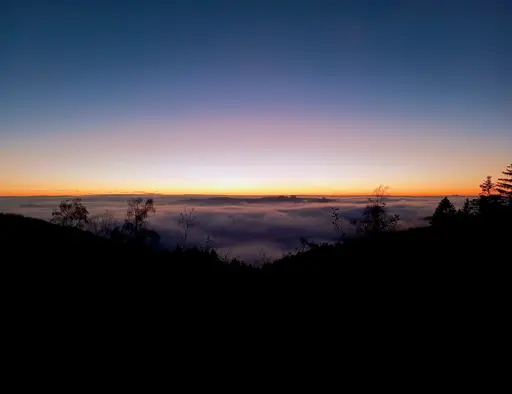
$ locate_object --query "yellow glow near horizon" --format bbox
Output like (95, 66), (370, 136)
(0, 183), (481, 197)
(1, 116), (510, 198)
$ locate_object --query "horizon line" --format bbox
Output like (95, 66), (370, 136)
(0, 192), (478, 198)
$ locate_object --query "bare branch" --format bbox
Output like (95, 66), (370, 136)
(177, 207), (198, 247)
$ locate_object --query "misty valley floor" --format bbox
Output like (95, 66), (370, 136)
(0, 194), (472, 263)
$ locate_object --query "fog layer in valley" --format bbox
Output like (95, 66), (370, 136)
(0, 195), (470, 262)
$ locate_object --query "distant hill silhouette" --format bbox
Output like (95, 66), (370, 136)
(173, 196), (334, 205)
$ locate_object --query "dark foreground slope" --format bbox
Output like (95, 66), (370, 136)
(2, 212), (510, 279)
(1, 213), (143, 261)
(1, 212), (509, 331)
(267, 224), (511, 272)
(2, 213), (507, 376)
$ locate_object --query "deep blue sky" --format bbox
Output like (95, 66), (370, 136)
(1, 0), (511, 195)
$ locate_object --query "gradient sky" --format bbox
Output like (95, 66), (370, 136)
(1, 0), (511, 196)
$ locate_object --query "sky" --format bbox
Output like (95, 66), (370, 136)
(1, 0), (511, 196)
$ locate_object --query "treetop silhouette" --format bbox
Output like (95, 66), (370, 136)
(496, 164), (512, 198)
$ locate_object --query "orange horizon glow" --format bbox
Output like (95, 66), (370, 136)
(1, 116), (509, 200)
(0, 185), (481, 198)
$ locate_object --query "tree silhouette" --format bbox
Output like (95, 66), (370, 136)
(458, 198), (476, 217)
(496, 164), (512, 198)
(51, 198), (89, 229)
(351, 185), (400, 235)
(88, 210), (116, 237)
(461, 198), (471, 215)
(177, 207), (197, 247)
(330, 207), (345, 241)
(431, 197), (456, 227)
(123, 198), (156, 236)
(479, 176), (495, 196)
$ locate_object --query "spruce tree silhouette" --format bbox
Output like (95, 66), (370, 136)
(479, 176), (495, 196)
(455, 197), (477, 227)
(431, 197), (456, 228)
(496, 164), (512, 198)
(460, 198), (474, 216)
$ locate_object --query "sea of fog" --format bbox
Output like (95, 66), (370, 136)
(0, 194), (471, 262)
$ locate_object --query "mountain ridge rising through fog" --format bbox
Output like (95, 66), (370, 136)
(0, 193), (475, 198)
